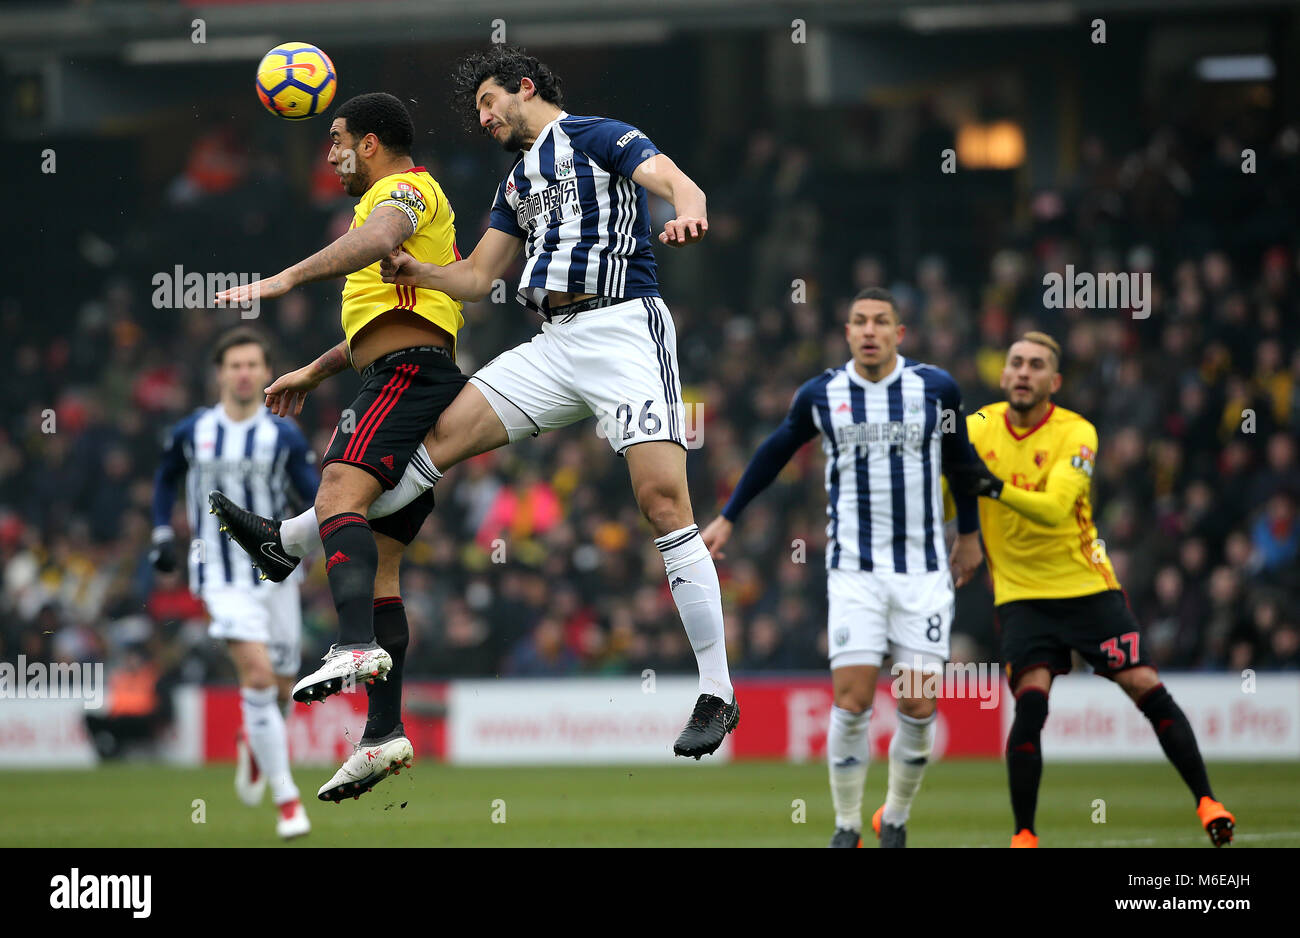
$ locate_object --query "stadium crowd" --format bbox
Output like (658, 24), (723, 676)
(3, 108), (1299, 711)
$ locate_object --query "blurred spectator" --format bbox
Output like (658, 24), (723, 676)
(83, 646), (173, 760)
(503, 617), (578, 676)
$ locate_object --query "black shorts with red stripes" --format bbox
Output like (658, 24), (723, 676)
(322, 344), (465, 491)
(998, 589), (1146, 688)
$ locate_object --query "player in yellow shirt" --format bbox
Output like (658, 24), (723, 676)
(949, 332), (1235, 848)
(210, 93), (464, 802)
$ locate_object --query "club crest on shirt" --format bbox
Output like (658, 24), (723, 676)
(1034, 449), (1049, 467)
(555, 155), (574, 179)
(834, 627), (849, 647)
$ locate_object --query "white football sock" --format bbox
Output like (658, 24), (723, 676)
(655, 524), (733, 701)
(278, 446), (441, 558)
(828, 704), (872, 831)
(241, 685), (298, 806)
(371, 444), (441, 518)
(882, 709), (936, 826)
(279, 507), (319, 559)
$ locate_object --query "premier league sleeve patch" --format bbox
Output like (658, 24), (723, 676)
(1070, 444), (1094, 477)
(375, 182), (429, 232)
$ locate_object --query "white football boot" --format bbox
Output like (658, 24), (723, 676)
(234, 727), (267, 806)
(317, 734), (414, 803)
(292, 642), (392, 704)
(276, 799), (311, 840)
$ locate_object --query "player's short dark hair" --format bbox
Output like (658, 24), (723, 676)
(451, 45), (564, 132)
(335, 93), (415, 156)
(851, 287), (900, 321)
(213, 326), (273, 368)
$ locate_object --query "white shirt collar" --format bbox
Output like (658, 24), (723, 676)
(844, 354), (905, 389)
(527, 110), (568, 150)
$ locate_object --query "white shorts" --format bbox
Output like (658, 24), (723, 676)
(469, 296), (687, 455)
(203, 582), (303, 677)
(826, 568), (954, 673)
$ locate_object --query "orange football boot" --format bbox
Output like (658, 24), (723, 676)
(1010, 829), (1039, 848)
(1197, 797), (1235, 847)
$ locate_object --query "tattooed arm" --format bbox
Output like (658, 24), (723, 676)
(284, 207), (413, 287)
(215, 206), (414, 305)
(263, 340), (353, 418)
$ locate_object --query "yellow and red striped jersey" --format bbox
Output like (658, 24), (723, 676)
(966, 401), (1120, 604)
(340, 166), (463, 351)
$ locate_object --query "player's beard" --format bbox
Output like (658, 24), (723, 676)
(343, 165), (372, 197)
(1008, 388), (1049, 413)
(497, 106), (529, 152)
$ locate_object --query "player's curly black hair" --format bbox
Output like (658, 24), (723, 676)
(334, 92), (414, 156)
(451, 45), (564, 133)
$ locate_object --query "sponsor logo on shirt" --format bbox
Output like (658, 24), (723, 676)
(835, 420), (925, 450)
(516, 178), (581, 229)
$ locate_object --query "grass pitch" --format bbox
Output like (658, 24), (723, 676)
(1, 760), (1295, 848)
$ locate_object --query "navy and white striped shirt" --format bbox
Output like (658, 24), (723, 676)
(722, 357), (980, 573)
(152, 405), (318, 592)
(488, 111), (662, 314)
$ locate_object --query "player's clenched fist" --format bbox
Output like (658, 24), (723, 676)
(381, 249), (427, 286)
(149, 528), (178, 573)
(659, 216), (708, 247)
(700, 516), (733, 559)
(948, 531), (984, 589)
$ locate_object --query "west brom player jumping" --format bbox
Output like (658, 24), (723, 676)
(701, 288), (986, 847)
(214, 46), (739, 758)
(947, 332), (1235, 847)
(211, 93), (466, 801)
(151, 327), (319, 839)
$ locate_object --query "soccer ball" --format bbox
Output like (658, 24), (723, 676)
(255, 42), (337, 120)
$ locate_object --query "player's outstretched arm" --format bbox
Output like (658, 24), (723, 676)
(992, 432), (1097, 527)
(215, 206), (414, 305)
(264, 340), (352, 418)
(381, 227), (522, 302)
(707, 383), (821, 558)
(631, 154), (708, 248)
